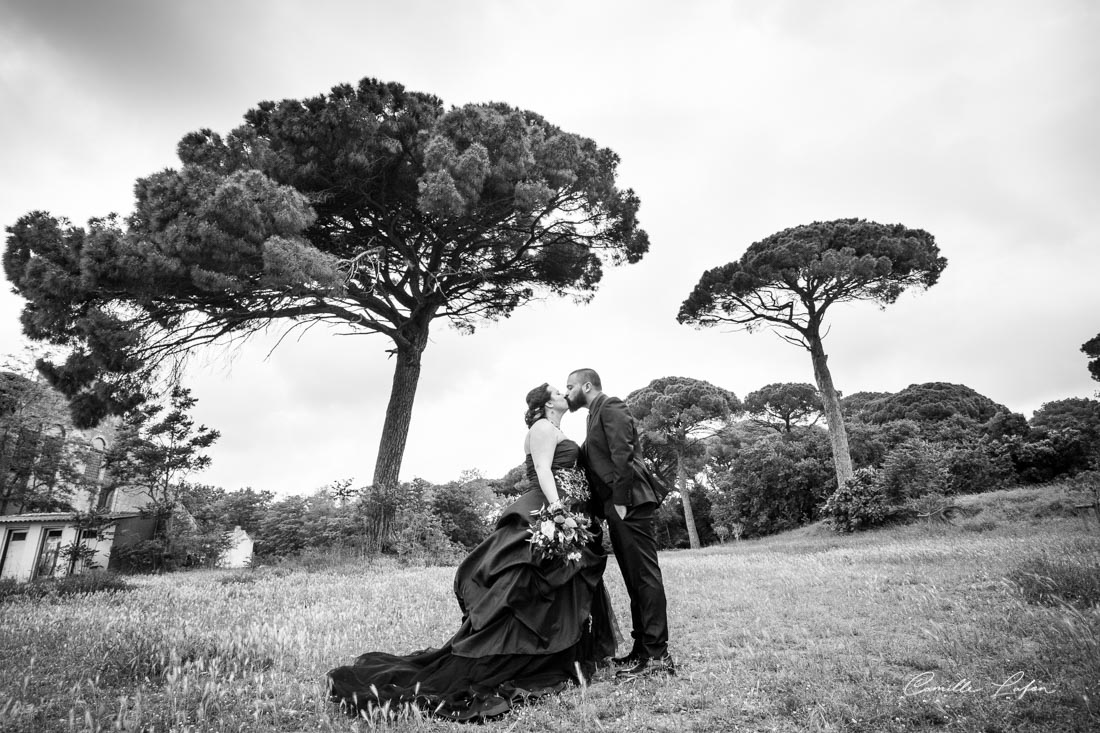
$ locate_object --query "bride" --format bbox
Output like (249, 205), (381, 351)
(327, 383), (619, 722)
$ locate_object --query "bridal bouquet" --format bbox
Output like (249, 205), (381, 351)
(528, 502), (596, 564)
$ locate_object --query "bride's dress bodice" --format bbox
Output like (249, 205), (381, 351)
(524, 439), (580, 486)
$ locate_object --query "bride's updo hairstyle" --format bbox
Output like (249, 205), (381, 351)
(524, 383), (553, 428)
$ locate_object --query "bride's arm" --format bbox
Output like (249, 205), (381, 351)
(528, 422), (562, 505)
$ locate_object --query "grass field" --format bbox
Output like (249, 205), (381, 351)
(1, 484), (1098, 732)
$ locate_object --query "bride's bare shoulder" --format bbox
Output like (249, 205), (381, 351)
(525, 420), (557, 450)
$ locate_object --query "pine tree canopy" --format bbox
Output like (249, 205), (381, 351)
(4, 77), (649, 443)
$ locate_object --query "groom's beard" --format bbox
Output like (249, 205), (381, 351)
(565, 395), (583, 412)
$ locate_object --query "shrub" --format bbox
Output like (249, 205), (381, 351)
(709, 430), (836, 538)
(1012, 428), (1094, 483)
(942, 444), (1015, 494)
(113, 527), (233, 573)
(0, 572), (132, 603)
(390, 510), (465, 566)
(0, 578), (19, 601)
(170, 528), (235, 568)
(822, 468), (890, 532)
(255, 546), (380, 573)
(431, 480), (492, 549)
(112, 539), (168, 573)
(879, 439), (947, 501)
(904, 491), (949, 517)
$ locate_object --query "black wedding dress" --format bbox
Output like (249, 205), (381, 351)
(327, 439), (619, 722)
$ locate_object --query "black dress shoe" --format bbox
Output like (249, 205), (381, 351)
(615, 653), (676, 678)
(611, 651), (643, 666)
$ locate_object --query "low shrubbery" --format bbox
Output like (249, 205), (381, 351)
(879, 439), (947, 501)
(707, 429), (836, 540)
(943, 444), (1016, 494)
(0, 572), (132, 603)
(217, 571), (258, 585)
(112, 527), (232, 573)
(821, 467), (974, 533)
(390, 510), (467, 567)
(816, 424), (1084, 534)
(953, 484), (1095, 525)
(820, 468), (891, 532)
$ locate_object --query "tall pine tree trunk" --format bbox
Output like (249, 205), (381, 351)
(366, 321), (431, 552)
(808, 331), (854, 490)
(372, 331), (428, 490)
(678, 452), (701, 549)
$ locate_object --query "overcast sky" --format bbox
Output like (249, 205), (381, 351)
(2, 0), (1097, 497)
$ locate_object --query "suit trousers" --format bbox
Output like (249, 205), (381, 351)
(603, 499), (669, 659)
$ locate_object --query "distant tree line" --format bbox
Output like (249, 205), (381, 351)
(164, 470), (513, 567)
(234, 328), (1099, 556)
(643, 380), (1099, 546)
(7, 353), (1098, 568)
(164, 378), (1098, 561)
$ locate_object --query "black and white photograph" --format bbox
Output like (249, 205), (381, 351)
(0, 0), (1097, 730)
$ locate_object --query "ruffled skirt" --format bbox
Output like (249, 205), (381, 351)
(327, 489), (618, 722)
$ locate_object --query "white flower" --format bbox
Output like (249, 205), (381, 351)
(566, 551), (582, 563)
(540, 520), (557, 540)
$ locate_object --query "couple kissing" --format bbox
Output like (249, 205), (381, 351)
(328, 368), (673, 722)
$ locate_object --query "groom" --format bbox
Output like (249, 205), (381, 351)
(565, 368), (674, 677)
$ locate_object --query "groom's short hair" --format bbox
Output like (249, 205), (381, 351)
(570, 368), (602, 389)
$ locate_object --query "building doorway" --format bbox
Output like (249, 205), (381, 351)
(34, 528), (64, 579)
(0, 529), (29, 580)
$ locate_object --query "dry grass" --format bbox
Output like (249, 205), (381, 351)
(1, 483), (1097, 732)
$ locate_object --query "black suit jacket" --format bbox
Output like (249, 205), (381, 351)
(581, 393), (668, 508)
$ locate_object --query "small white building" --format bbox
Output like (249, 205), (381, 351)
(0, 511), (142, 582)
(217, 525), (254, 569)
